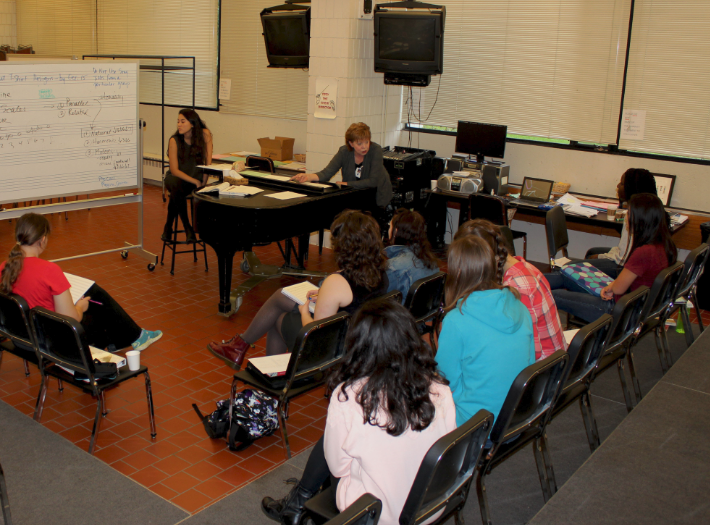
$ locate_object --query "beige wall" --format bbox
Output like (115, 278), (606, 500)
(0, 0), (16, 48)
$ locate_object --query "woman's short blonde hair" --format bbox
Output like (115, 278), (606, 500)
(345, 122), (371, 150)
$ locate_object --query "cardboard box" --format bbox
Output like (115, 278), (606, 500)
(257, 136), (295, 161)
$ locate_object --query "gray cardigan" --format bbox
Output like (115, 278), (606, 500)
(315, 142), (393, 207)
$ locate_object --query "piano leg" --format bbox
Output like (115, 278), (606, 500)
(216, 249), (237, 315)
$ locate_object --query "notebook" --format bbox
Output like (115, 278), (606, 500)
(560, 262), (614, 296)
(281, 281), (318, 314)
(510, 177), (554, 207)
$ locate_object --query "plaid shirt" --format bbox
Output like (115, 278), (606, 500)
(504, 257), (567, 360)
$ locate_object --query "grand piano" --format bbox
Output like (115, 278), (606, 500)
(194, 173), (376, 316)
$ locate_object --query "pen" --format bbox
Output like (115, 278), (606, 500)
(89, 300), (103, 305)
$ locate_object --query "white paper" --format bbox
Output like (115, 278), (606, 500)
(64, 273), (95, 304)
(315, 77), (338, 119)
(266, 191), (306, 200)
(279, 162), (308, 172)
(302, 182), (331, 189)
(248, 354), (291, 377)
(620, 109), (646, 140)
(198, 164), (234, 171)
(219, 78), (232, 101)
(557, 193), (583, 206)
(219, 185), (263, 196)
(554, 257), (572, 268)
(89, 346), (126, 368)
(197, 182), (231, 193)
(230, 151), (260, 157)
(563, 329), (580, 345)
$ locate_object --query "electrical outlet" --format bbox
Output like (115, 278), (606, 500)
(359, 0), (375, 20)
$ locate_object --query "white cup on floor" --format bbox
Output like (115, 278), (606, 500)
(126, 350), (141, 371)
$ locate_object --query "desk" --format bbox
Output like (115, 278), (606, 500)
(528, 328), (710, 525)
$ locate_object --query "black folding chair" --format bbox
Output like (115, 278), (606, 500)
(229, 311), (351, 459)
(31, 307), (157, 455)
(669, 244), (709, 347)
(476, 351), (569, 525)
(630, 262), (684, 381)
(549, 314), (613, 452)
(305, 410), (494, 525)
(593, 287), (649, 412)
(0, 292), (39, 378)
(324, 494), (382, 525)
(469, 193), (527, 259)
(404, 272), (446, 353)
(545, 206), (579, 269)
(0, 456), (12, 525)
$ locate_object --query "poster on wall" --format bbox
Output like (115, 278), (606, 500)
(315, 78), (338, 119)
(620, 109), (646, 140)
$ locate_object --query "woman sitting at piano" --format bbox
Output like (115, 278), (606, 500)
(162, 108), (213, 243)
(207, 210), (389, 370)
(1, 213), (162, 352)
(289, 122), (393, 211)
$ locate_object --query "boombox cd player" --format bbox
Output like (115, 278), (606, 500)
(437, 172), (482, 194)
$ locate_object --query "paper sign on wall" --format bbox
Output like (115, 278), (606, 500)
(620, 109), (646, 140)
(315, 78), (338, 119)
(219, 78), (232, 101)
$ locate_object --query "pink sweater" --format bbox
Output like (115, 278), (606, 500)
(324, 380), (457, 525)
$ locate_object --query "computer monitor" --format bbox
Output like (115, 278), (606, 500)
(261, 8), (310, 68)
(455, 121), (507, 163)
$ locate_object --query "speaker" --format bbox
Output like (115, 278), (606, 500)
(447, 158), (463, 172)
(437, 174), (482, 195)
(431, 157), (446, 179)
(481, 163), (510, 195)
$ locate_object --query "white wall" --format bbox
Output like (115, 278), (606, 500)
(0, 0), (16, 48)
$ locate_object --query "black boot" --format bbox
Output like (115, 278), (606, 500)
(161, 222), (173, 242)
(261, 482), (314, 525)
(185, 225), (197, 243)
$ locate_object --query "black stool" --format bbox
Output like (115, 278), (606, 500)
(161, 195), (208, 276)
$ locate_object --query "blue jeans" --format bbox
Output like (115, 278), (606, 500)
(544, 272), (615, 323)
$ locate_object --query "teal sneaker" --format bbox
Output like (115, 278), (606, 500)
(131, 329), (163, 352)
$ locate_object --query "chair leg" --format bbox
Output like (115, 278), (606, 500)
(57, 378), (63, 392)
(476, 471), (493, 525)
(278, 400), (292, 460)
(539, 433), (558, 495)
(616, 359), (635, 413)
(579, 392), (601, 452)
(144, 371), (157, 439)
(681, 304), (695, 347)
(202, 241), (209, 272)
(690, 290), (705, 332)
(88, 393), (104, 454)
(319, 229), (324, 255)
(653, 329), (669, 374)
(522, 234), (527, 260)
(626, 349), (642, 404)
(22, 359), (30, 377)
(0, 459), (13, 525)
(170, 217), (178, 276)
(33, 376), (48, 421)
(532, 438), (553, 502)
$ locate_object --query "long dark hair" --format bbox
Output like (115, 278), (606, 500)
(1, 213), (51, 295)
(327, 297), (448, 436)
(170, 108), (210, 164)
(626, 193), (677, 265)
(620, 168), (657, 206)
(444, 236), (518, 314)
(453, 219), (509, 284)
(331, 210), (387, 290)
(389, 209), (439, 270)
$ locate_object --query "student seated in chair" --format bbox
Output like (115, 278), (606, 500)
(0, 213), (162, 352)
(261, 298), (456, 525)
(454, 219), (566, 361)
(207, 210), (388, 369)
(385, 209), (440, 304)
(436, 235), (535, 426)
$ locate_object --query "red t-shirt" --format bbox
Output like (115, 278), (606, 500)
(0, 257), (70, 311)
(623, 243), (670, 294)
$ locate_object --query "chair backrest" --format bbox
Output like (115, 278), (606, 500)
(286, 311), (351, 387)
(30, 307), (98, 382)
(0, 292), (35, 352)
(326, 494), (382, 525)
(545, 206), (569, 262)
(560, 314), (613, 392)
(604, 286), (649, 356)
(498, 226), (516, 256)
(677, 243), (710, 299)
(377, 290), (403, 304)
(489, 351), (569, 445)
(246, 155), (275, 173)
(639, 261), (685, 323)
(469, 193), (508, 226)
(399, 410), (494, 525)
(404, 272), (446, 324)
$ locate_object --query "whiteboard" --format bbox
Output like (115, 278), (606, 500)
(0, 61), (139, 205)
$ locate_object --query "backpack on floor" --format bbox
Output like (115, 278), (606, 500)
(193, 389), (279, 452)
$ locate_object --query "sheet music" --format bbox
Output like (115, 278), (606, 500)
(240, 170), (291, 181)
(266, 191), (306, 200)
(64, 273), (95, 304)
(197, 182), (230, 193)
(302, 182), (331, 188)
(220, 185), (263, 196)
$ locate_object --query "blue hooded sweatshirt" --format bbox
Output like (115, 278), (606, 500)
(436, 288), (535, 427)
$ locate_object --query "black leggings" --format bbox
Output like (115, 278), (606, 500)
(300, 436), (339, 495)
(241, 288), (296, 356)
(165, 176), (197, 232)
(82, 283), (142, 349)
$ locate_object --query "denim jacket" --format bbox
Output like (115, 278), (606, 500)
(385, 245), (439, 304)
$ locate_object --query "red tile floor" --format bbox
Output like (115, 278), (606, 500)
(0, 185), (339, 514)
(1, 185), (708, 515)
